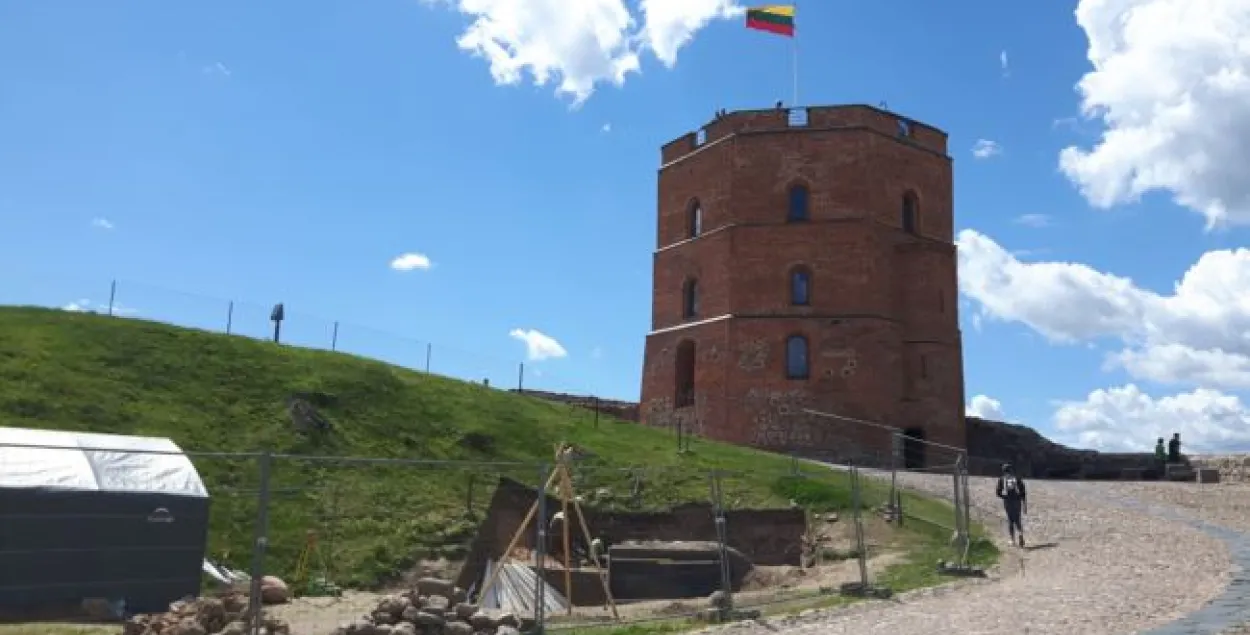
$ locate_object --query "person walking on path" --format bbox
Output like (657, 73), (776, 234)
(996, 462), (1028, 548)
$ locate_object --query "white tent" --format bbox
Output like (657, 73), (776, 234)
(0, 426), (211, 615)
(0, 426), (207, 496)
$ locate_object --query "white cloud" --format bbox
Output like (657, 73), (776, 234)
(62, 298), (137, 316)
(509, 328), (568, 361)
(999, 49), (1010, 77)
(601, 122), (612, 133)
(971, 139), (1001, 159)
(389, 252), (432, 272)
(958, 229), (1250, 391)
(1059, 0), (1250, 228)
(967, 394), (1006, 421)
(203, 62), (231, 77)
(637, 0), (743, 67)
(428, 0), (741, 104)
(958, 229), (1250, 449)
(1014, 213), (1052, 228)
(91, 217), (114, 230)
(1053, 384), (1250, 453)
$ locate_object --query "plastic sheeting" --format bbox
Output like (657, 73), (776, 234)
(479, 560), (570, 615)
(0, 427), (208, 497)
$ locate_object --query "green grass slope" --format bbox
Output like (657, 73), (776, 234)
(0, 307), (990, 589)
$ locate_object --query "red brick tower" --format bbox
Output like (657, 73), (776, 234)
(638, 105), (966, 466)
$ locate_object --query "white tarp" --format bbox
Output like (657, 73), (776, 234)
(0, 427), (208, 497)
(479, 559), (570, 615)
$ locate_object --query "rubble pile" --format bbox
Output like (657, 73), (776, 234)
(120, 593), (291, 635)
(333, 577), (529, 635)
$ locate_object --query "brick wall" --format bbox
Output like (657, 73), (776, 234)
(640, 104), (965, 463)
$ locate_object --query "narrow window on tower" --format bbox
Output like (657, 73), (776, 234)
(675, 340), (696, 407)
(682, 278), (699, 319)
(902, 191), (919, 234)
(785, 335), (810, 380)
(688, 200), (703, 238)
(788, 184), (809, 222)
(790, 266), (811, 306)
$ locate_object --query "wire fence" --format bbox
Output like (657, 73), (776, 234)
(1, 273), (614, 405)
(0, 436), (996, 635)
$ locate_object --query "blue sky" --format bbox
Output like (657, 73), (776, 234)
(4, 0), (1250, 452)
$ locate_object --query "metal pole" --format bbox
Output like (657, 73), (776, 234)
(226, 301), (234, 335)
(331, 321), (339, 351)
(518, 363), (525, 392)
(889, 432), (900, 523)
(593, 398), (600, 429)
(951, 455), (966, 565)
(107, 280), (116, 316)
(246, 452), (273, 635)
(710, 470), (735, 620)
(425, 343), (432, 373)
(533, 463), (550, 633)
(960, 452), (973, 565)
(850, 463), (869, 588)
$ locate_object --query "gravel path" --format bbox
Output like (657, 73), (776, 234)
(703, 471), (1233, 635)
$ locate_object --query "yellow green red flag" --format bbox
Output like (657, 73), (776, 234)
(745, 5), (795, 37)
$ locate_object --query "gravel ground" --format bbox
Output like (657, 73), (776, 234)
(1105, 481), (1250, 534)
(700, 471), (1232, 635)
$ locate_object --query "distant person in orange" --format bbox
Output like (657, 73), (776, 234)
(995, 463), (1027, 548)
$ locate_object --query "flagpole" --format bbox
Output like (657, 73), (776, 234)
(791, 1), (799, 106)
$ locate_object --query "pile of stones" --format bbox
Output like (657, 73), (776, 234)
(120, 593), (291, 635)
(332, 577), (529, 635)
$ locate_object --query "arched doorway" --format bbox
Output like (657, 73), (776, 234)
(674, 340), (695, 407)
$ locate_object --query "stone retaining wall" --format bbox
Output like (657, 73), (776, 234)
(1190, 454), (1250, 482)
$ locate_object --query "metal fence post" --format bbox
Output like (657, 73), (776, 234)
(533, 463), (550, 633)
(950, 452), (971, 567)
(107, 280), (117, 316)
(226, 301), (234, 335)
(710, 470), (735, 621)
(951, 455), (964, 545)
(247, 452), (273, 635)
(425, 343), (432, 373)
(849, 463), (869, 589)
(331, 321), (339, 351)
(960, 452), (973, 565)
(888, 432), (900, 523)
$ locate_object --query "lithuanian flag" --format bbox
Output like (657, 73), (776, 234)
(745, 5), (795, 37)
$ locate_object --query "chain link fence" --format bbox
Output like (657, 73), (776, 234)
(0, 427), (997, 635)
(2, 273), (606, 399)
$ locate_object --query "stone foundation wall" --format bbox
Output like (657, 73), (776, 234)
(516, 391), (1173, 480)
(513, 389), (641, 422)
(1190, 455), (1250, 482)
(965, 417), (1175, 479)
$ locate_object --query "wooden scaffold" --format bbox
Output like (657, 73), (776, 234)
(477, 443), (620, 620)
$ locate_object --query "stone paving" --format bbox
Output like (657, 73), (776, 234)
(696, 472), (1241, 635)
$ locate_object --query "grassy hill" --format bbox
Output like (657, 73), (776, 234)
(0, 306), (989, 590)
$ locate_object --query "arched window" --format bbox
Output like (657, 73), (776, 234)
(790, 267), (811, 306)
(785, 335), (809, 379)
(688, 200), (703, 238)
(682, 279), (699, 319)
(788, 184), (809, 222)
(902, 191), (919, 234)
(675, 340), (696, 407)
